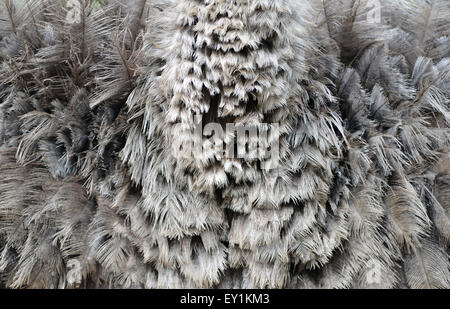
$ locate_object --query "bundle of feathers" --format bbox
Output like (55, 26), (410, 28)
(0, 0), (449, 289)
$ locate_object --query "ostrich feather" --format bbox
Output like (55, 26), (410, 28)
(0, 0), (449, 289)
(404, 236), (450, 289)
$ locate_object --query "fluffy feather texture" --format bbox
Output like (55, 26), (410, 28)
(0, 0), (449, 289)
